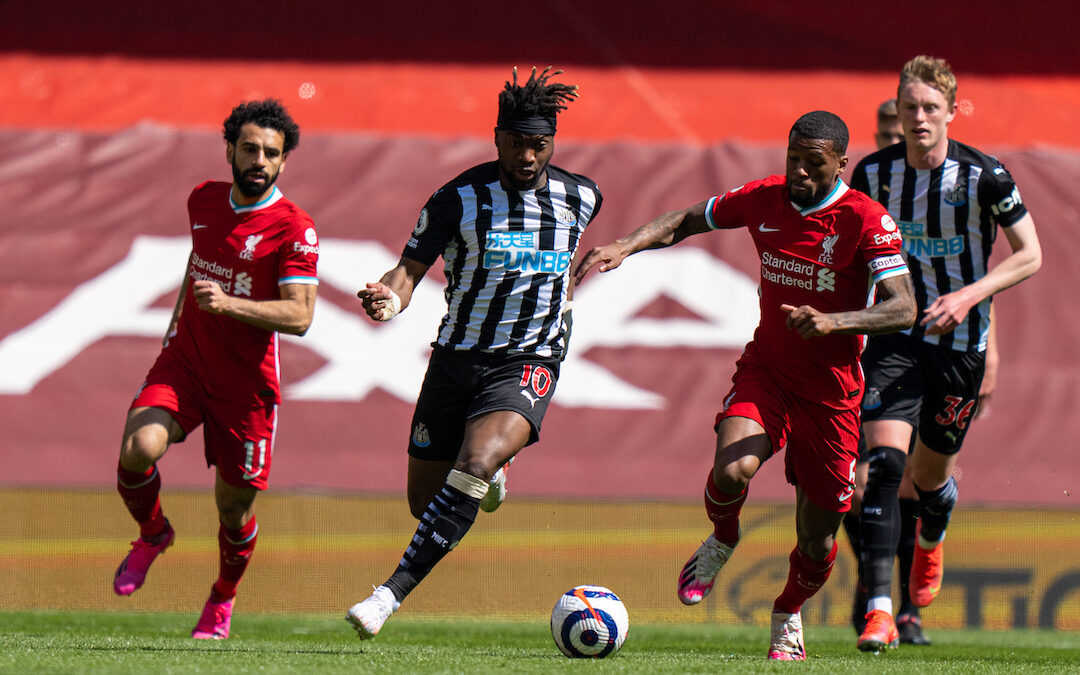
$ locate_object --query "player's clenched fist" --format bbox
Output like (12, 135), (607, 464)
(193, 279), (231, 314)
(357, 282), (401, 321)
(781, 303), (834, 339)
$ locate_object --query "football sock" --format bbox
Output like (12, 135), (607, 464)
(915, 476), (958, 545)
(212, 517), (258, 600)
(116, 462), (167, 538)
(842, 510), (862, 560)
(897, 497), (920, 616)
(859, 446), (905, 601)
(773, 541), (837, 614)
(384, 470), (486, 603)
(704, 473), (746, 547)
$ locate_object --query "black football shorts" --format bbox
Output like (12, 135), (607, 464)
(861, 332), (985, 455)
(407, 346), (561, 461)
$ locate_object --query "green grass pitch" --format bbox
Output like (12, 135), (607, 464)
(2, 610), (1078, 674)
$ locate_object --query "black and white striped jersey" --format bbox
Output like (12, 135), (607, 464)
(851, 139), (1028, 352)
(403, 161), (602, 357)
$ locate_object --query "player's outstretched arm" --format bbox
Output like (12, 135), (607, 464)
(357, 256), (431, 322)
(573, 201), (710, 284)
(781, 274), (916, 339)
(922, 213), (1041, 335)
(192, 279), (317, 335)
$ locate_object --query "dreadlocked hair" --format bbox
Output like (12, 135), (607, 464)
(498, 66), (579, 118)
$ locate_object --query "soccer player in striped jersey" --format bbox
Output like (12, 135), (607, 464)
(112, 100), (319, 640)
(575, 111), (916, 661)
(346, 67), (602, 639)
(851, 56), (1042, 653)
(843, 97), (932, 645)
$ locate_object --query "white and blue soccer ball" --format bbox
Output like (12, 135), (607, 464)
(550, 585), (629, 658)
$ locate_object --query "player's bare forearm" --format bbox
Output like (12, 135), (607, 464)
(625, 201), (711, 252)
(924, 215), (1041, 335)
(840, 274), (916, 335)
(780, 274), (915, 338)
(357, 256), (430, 321)
(574, 201), (710, 283)
(194, 280), (317, 335)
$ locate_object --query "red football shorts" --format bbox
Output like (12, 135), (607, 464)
(131, 351), (277, 490)
(716, 350), (860, 513)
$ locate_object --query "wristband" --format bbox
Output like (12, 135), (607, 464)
(378, 289), (402, 321)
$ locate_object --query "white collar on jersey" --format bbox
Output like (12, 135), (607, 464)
(230, 185), (284, 214)
(791, 179), (848, 217)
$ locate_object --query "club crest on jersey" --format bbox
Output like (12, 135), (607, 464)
(862, 387), (883, 410)
(412, 422), (431, 448)
(943, 175), (968, 206)
(554, 205), (577, 225)
(239, 234), (263, 261)
(818, 233), (840, 264)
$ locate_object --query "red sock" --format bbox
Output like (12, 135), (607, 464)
(773, 541), (838, 614)
(704, 472), (746, 547)
(212, 517), (258, 600)
(116, 462), (167, 538)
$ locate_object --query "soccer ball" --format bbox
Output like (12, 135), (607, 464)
(550, 585), (629, 658)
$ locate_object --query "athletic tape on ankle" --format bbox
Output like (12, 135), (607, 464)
(446, 469), (489, 499)
(378, 290), (402, 321)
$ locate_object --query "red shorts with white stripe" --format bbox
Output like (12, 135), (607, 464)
(716, 348), (860, 513)
(131, 350), (277, 490)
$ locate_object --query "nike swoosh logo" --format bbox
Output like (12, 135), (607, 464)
(758, 223), (780, 233)
(193, 224), (209, 230)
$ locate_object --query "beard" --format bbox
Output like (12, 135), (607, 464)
(787, 182), (829, 209)
(232, 160), (279, 198)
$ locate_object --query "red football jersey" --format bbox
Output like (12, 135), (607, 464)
(167, 181), (319, 405)
(706, 175), (907, 408)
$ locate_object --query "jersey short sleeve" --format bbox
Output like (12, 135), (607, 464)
(404, 187), (462, 265)
(278, 211), (319, 287)
(857, 207), (908, 284)
(978, 162), (1028, 228)
(704, 180), (762, 230)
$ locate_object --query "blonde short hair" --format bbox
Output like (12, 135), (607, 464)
(898, 55), (957, 107)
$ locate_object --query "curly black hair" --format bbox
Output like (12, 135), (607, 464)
(498, 66), (579, 118)
(790, 110), (849, 155)
(222, 99), (300, 153)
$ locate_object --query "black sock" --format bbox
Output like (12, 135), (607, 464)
(897, 497), (920, 616)
(914, 476), (958, 544)
(383, 483), (481, 603)
(859, 446), (906, 601)
(842, 510), (862, 560)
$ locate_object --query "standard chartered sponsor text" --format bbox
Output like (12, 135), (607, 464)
(761, 251), (814, 288)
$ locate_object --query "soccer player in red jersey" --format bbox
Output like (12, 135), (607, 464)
(112, 99), (319, 640)
(574, 111), (916, 660)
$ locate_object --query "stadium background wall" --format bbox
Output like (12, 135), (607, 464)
(1, 0), (1078, 629)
